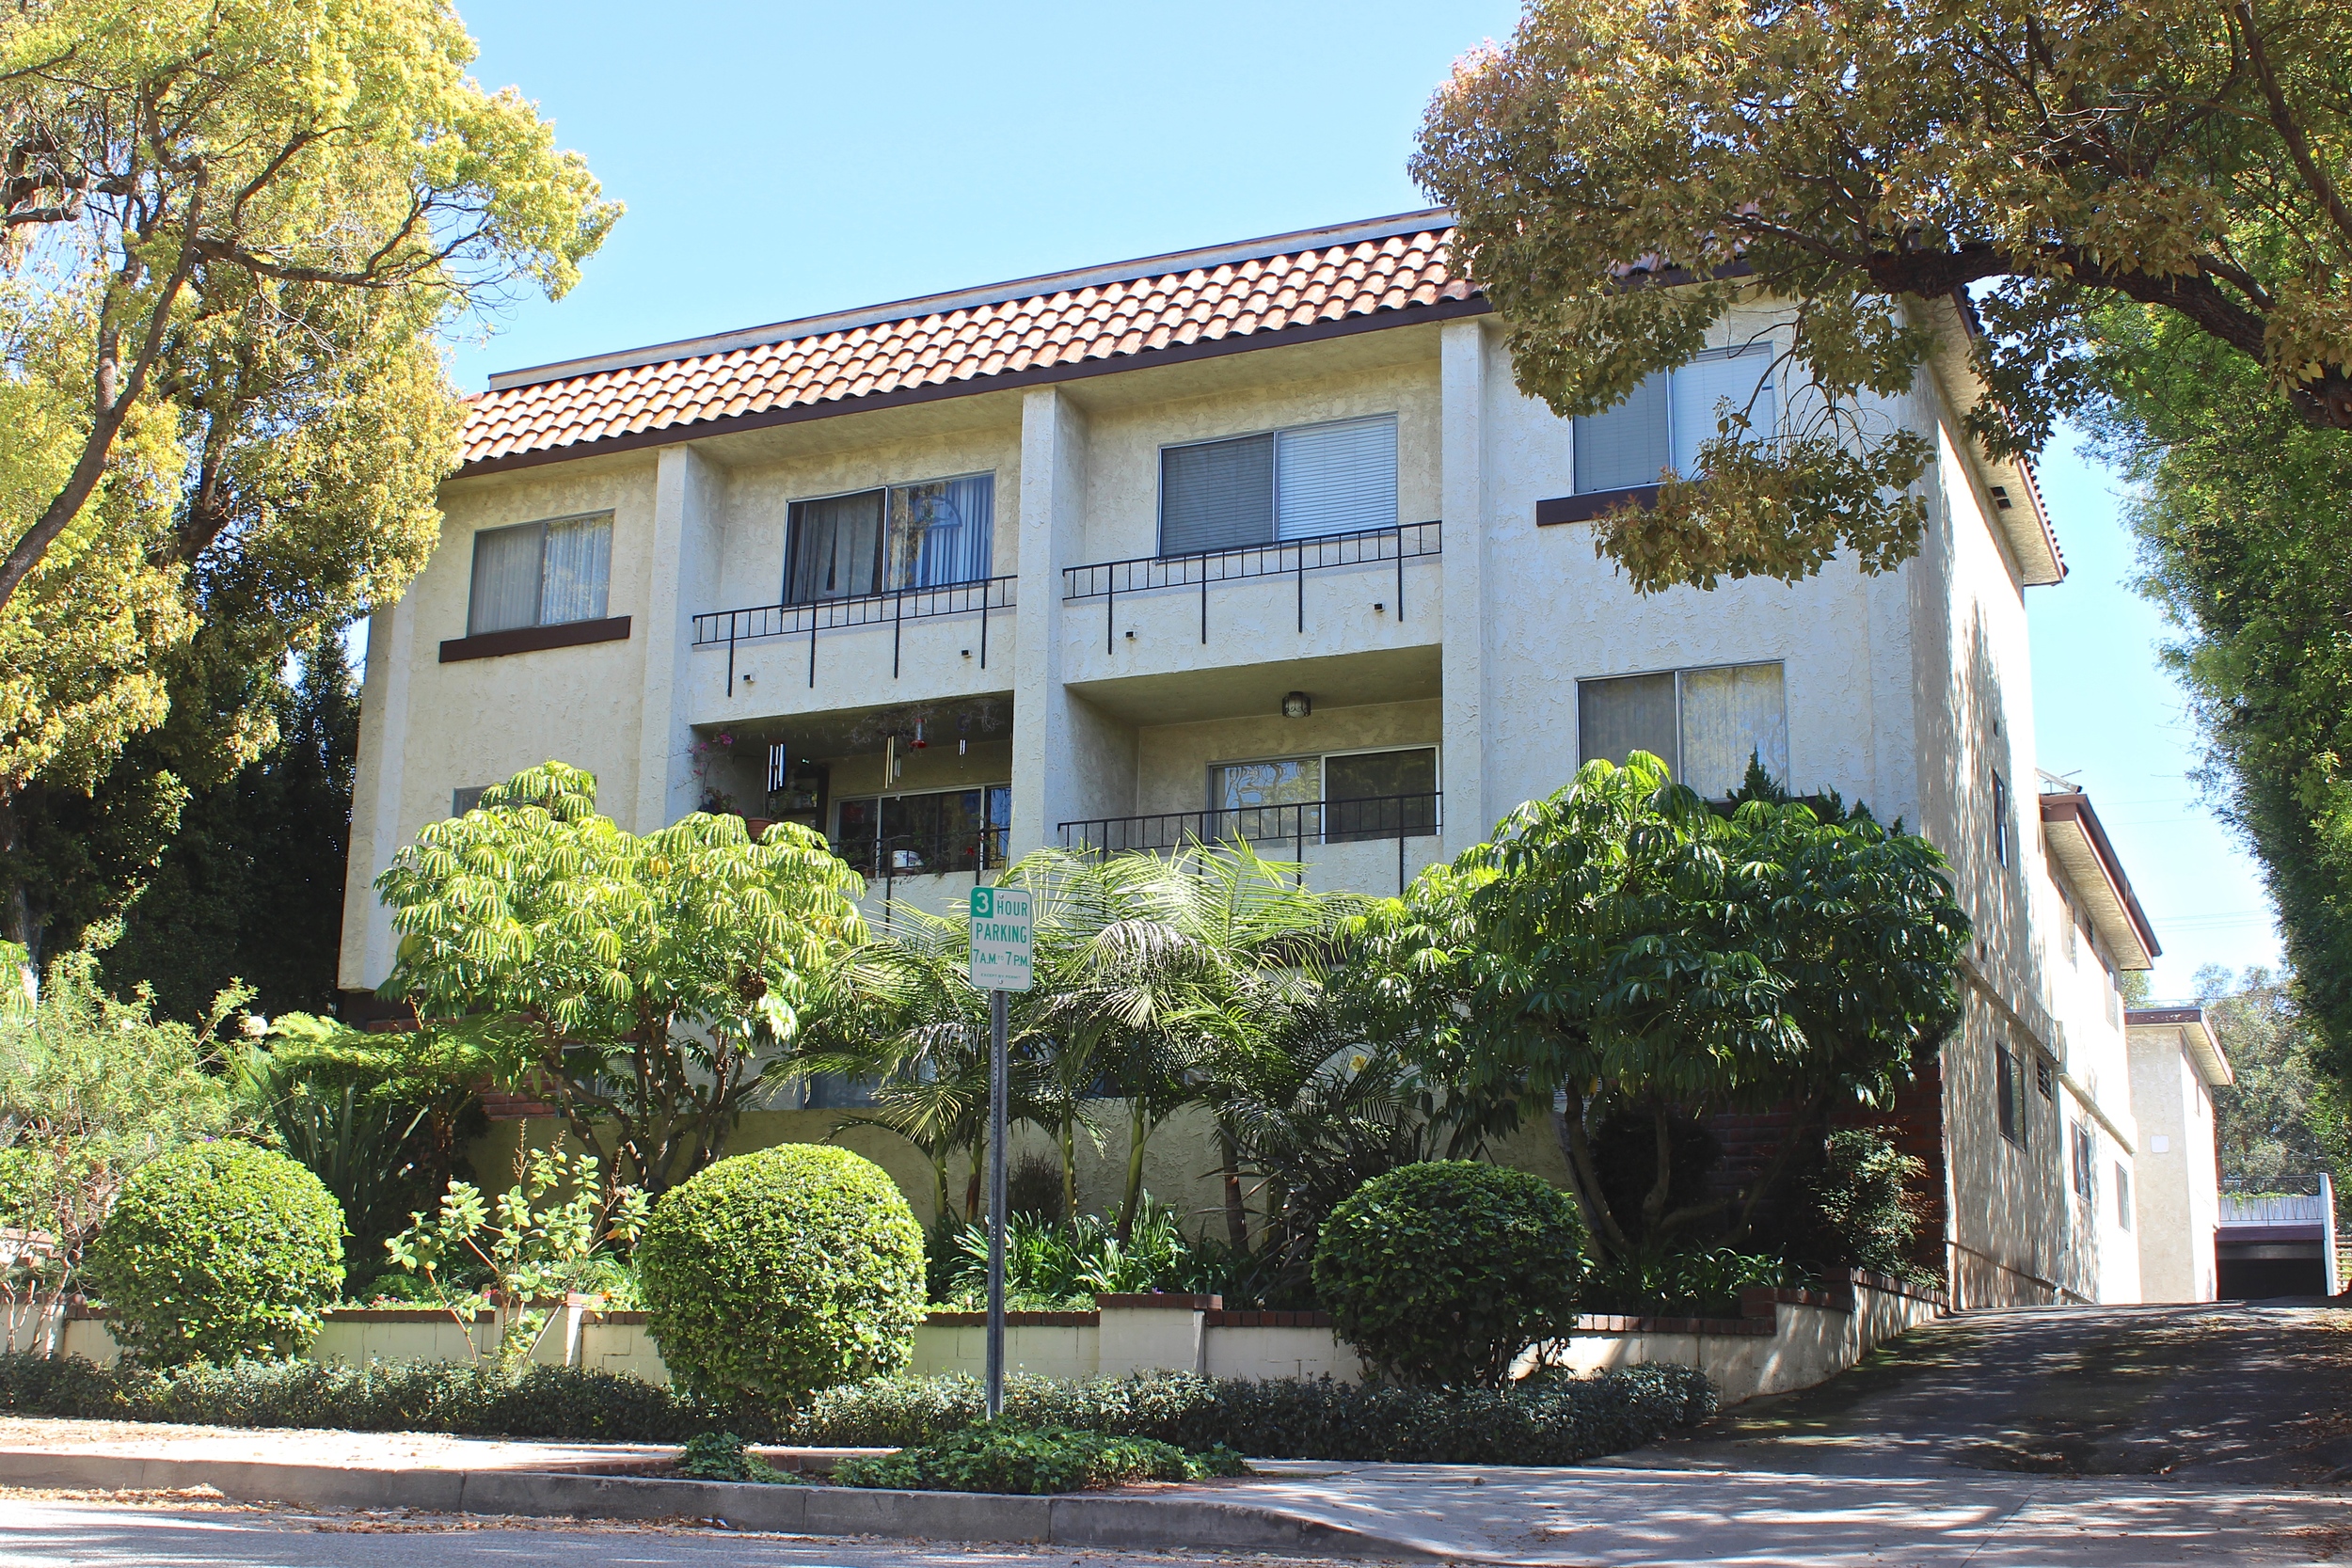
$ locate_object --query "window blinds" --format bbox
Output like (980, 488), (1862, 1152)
(468, 523), (544, 636)
(1573, 373), (1671, 494)
(1276, 416), (1397, 539)
(1576, 672), (1681, 775)
(1574, 345), (1775, 494)
(1160, 434), (1275, 556)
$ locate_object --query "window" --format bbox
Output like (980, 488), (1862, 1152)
(1205, 747), (1439, 843)
(467, 514), (613, 637)
(2116, 1163), (2132, 1229)
(1991, 769), (2010, 867)
(1574, 346), (1776, 495)
(2034, 1055), (2056, 1103)
(1995, 1042), (2025, 1145)
(2072, 1122), (2097, 1203)
(785, 474), (993, 604)
(834, 784), (1010, 877)
(1577, 662), (1787, 799)
(1159, 416), (1397, 556)
(452, 785), (488, 817)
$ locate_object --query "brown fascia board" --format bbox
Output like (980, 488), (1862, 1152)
(454, 294), (1492, 479)
(2124, 1006), (2235, 1086)
(2042, 790), (2161, 965)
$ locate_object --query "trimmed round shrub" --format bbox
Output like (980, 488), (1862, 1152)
(637, 1144), (926, 1407)
(85, 1141), (345, 1366)
(1313, 1161), (1584, 1388)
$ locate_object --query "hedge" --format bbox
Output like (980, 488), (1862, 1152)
(0, 1355), (1716, 1464)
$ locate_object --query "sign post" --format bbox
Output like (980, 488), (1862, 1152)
(968, 884), (1033, 1419)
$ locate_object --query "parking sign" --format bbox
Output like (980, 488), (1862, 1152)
(968, 886), (1034, 991)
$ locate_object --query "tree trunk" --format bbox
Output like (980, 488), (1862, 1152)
(1216, 1124), (1250, 1251)
(1058, 1117), (1078, 1225)
(1115, 1100), (1150, 1244)
(1550, 1080), (1633, 1262)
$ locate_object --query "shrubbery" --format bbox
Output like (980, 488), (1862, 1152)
(1802, 1128), (1930, 1279)
(637, 1144), (926, 1406)
(83, 1142), (344, 1365)
(834, 1422), (1246, 1494)
(0, 1355), (1717, 1464)
(791, 1366), (1716, 1465)
(1312, 1161), (1584, 1386)
(1577, 1247), (1810, 1319)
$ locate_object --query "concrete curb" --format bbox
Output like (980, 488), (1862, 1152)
(0, 1449), (1440, 1560)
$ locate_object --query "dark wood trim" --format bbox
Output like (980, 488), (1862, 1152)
(456, 296), (1494, 479)
(439, 615), (631, 663)
(1536, 485), (1660, 527)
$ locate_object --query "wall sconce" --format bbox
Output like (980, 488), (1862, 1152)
(1280, 691), (1311, 720)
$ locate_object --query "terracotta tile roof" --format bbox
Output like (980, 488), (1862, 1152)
(460, 214), (1477, 472)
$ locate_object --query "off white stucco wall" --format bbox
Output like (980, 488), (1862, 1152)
(2129, 1029), (2221, 1302)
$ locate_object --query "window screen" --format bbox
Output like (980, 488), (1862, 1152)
(468, 515), (613, 637)
(1992, 769), (2010, 866)
(2072, 1123), (2097, 1200)
(1574, 372), (1671, 494)
(1578, 673), (1680, 777)
(2116, 1164), (2131, 1229)
(1996, 1043), (2023, 1144)
(452, 786), (488, 817)
(1161, 434), (1274, 555)
(1325, 747), (1438, 842)
(1276, 417), (1397, 539)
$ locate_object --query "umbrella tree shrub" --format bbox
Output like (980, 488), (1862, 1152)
(636, 1144), (925, 1407)
(1313, 1161), (1584, 1387)
(83, 1142), (344, 1365)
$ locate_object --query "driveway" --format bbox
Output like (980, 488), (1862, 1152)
(1616, 1301), (2352, 1483)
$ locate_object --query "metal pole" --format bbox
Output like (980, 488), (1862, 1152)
(985, 986), (1009, 1420)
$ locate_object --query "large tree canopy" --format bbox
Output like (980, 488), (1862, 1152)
(0, 0), (615, 895)
(1414, 0), (2352, 592)
(1347, 755), (1967, 1262)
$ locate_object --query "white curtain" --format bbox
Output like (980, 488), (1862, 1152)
(1677, 662), (1787, 799)
(1276, 416), (1397, 539)
(468, 523), (544, 636)
(1670, 347), (1776, 478)
(539, 514), (612, 626)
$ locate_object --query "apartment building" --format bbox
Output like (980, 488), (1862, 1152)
(339, 210), (2189, 1307)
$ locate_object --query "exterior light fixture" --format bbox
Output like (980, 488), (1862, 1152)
(1280, 691), (1311, 719)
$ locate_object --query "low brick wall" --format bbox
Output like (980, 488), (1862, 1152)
(19, 1270), (1944, 1405)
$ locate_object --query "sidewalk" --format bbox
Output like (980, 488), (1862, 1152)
(3, 1416), (2345, 1564)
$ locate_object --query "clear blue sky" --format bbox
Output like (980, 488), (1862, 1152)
(437, 0), (2280, 997)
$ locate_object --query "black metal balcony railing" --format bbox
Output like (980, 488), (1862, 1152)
(840, 827), (1009, 888)
(1058, 792), (1441, 892)
(1061, 521), (1440, 654)
(692, 575), (1017, 696)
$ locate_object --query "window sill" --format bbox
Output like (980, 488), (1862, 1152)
(439, 616), (632, 663)
(1536, 486), (1661, 527)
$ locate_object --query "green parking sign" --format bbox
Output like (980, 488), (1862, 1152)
(968, 886), (1034, 991)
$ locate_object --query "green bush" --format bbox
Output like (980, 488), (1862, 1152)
(675, 1432), (800, 1483)
(0, 1354), (1715, 1465)
(84, 1142), (345, 1365)
(1578, 1246), (1808, 1318)
(790, 1366), (1716, 1465)
(0, 1352), (755, 1441)
(636, 1144), (926, 1406)
(834, 1422), (1245, 1494)
(1804, 1127), (1930, 1278)
(1312, 1161), (1584, 1386)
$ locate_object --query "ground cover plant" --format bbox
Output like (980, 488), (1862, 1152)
(0, 1356), (1716, 1464)
(833, 1422), (1247, 1494)
(674, 1432), (802, 1484)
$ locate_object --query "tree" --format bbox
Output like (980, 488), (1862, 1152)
(2195, 963), (2349, 1190)
(1346, 753), (1967, 1264)
(1411, 0), (2352, 594)
(0, 0), (617, 949)
(0, 946), (242, 1352)
(373, 762), (867, 1194)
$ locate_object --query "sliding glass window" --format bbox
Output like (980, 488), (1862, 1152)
(1576, 661), (1787, 799)
(1159, 415), (1397, 556)
(784, 474), (993, 605)
(467, 514), (613, 637)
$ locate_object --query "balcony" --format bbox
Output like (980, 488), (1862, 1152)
(691, 576), (1017, 705)
(1058, 792), (1443, 895)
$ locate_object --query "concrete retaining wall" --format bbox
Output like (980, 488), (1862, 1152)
(19, 1271), (1943, 1405)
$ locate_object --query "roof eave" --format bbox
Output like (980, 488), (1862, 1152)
(1927, 293), (2064, 587)
(2041, 791), (2159, 968)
